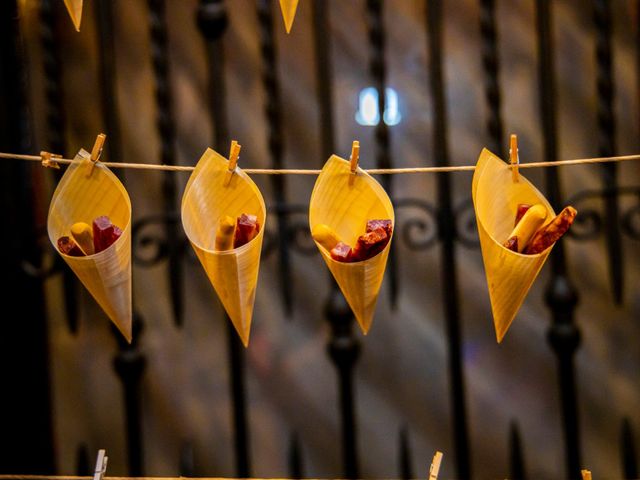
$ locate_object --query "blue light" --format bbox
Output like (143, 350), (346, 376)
(355, 87), (402, 126)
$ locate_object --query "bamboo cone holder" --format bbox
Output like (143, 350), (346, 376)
(472, 148), (555, 342)
(309, 154), (395, 334)
(181, 148), (266, 347)
(279, 0), (300, 34)
(47, 149), (132, 342)
(63, 0), (83, 31)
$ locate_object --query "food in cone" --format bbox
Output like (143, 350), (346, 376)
(279, 0), (300, 34)
(182, 148), (266, 347)
(472, 148), (576, 342)
(309, 154), (394, 334)
(48, 149), (132, 342)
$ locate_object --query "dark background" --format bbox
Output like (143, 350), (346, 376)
(1, 1), (640, 479)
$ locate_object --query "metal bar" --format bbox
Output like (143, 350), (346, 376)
(113, 319), (146, 476)
(197, 1), (251, 476)
(366, 0), (398, 306)
(38, 0), (80, 335)
(312, 2), (361, 476)
(327, 289), (361, 479)
(621, 418), (638, 479)
(257, 0), (293, 315)
(0, 0), (55, 474)
(593, 0), (623, 303)
(534, 2), (582, 478)
(95, 0), (123, 165)
(147, 0), (184, 327)
(425, 1), (471, 478)
(509, 421), (526, 480)
(479, 0), (504, 157)
(288, 432), (304, 479)
(398, 426), (413, 480)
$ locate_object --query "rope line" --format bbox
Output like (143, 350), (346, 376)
(1, 151), (640, 174)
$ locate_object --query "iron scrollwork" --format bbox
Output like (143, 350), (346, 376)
(565, 186), (640, 241)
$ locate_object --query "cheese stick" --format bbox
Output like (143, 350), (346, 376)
(312, 224), (341, 252)
(215, 215), (236, 251)
(503, 204), (547, 253)
(71, 222), (95, 255)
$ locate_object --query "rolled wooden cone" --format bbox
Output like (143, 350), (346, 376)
(182, 148), (266, 347)
(279, 0), (300, 33)
(63, 0), (83, 32)
(48, 149), (132, 342)
(309, 154), (394, 334)
(472, 148), (555, 343)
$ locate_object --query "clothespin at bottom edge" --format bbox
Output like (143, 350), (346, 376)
(581, 469), (592, 480)
(86, 133), (107, 177)
(93, 449), (108, 480)
(428, 450), (443, 480)
(224, 140), (242, 187)
(348, 140), (360, 186)
(41, 151), (62, 169)
(509, 133), (520, 183)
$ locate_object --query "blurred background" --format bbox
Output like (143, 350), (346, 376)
(1, 0), (640, 479)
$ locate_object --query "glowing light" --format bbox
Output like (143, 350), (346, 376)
(355, 87), (401, 126)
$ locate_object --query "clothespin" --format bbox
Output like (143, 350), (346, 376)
(93, 449), (108, 480)
(509, 133), (520, 183)
(41, 151), (62, 169)
(428, 450), (443, 480)
(581, 469), (592, 480)
(224, 140), (242, 187)
(348, 140), (360, 186)
(87, 133), (107, 176)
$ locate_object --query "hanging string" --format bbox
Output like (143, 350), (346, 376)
(1, 151), (640, 174)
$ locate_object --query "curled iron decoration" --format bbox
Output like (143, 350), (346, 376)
(453, 197), (480, 248)
(21, 227), (63, 279)
(565, 187), (640, 241)
(132, 212), (192, 266)
(263, 203), (317, 259)
(394, 198), (439, 250)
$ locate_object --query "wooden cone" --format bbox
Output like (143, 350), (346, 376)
(48, 149), (132, 341)
(472, 148), (555, 342)
(181, 148), (266, 347)
(63, 0), (83, 32)
(279, 0), (300, 33)
(309, 155), (394, 334)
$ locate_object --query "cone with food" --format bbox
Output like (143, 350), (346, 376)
(181, 145), (266, 347)
(279, 0), (300, 34)
(48, 147), (132, 342)
(472, 143), (576, 342)
(309, 144), (394, 334)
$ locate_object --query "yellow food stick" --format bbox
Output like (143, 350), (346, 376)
(71, 222), (95, 255)
(215, 216), (236, 251)
(505, 204), (548, 253)
(312, 224), (341, 252)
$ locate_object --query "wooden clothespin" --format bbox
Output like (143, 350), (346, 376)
(509, 133), (520, 183)
(428, 450), (443, 480)
(41, 151), (62, 169)
(348, 140), (360, 186)
(224, 140), (242, 187)
(93, 449), (108, 480)
(581, 469), (592, 480)
(87, 133), (107, 176)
